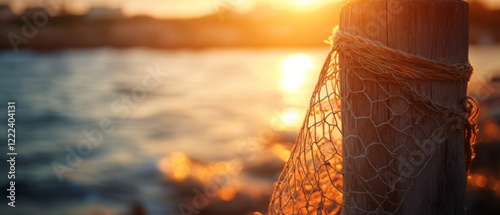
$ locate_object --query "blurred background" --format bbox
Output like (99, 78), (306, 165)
(0, 0), (499, 214)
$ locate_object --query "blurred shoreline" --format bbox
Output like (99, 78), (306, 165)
(0, 1), (499, 51)
(0, 4), (342, 51)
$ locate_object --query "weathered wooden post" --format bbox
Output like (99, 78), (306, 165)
(340, 0), (469, 214)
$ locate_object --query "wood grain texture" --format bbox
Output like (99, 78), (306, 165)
(340, 0), (468, 214)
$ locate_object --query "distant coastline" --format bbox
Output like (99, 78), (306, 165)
(0, 2), (499, 51)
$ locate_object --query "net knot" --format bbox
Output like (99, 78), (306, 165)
(269, 28), (478, 215)
(332, 29), (473, 82)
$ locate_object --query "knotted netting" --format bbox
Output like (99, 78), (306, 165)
(267, 29), (477, 215)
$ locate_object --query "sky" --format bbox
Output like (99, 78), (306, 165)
(3, 0), (333, 18)
(2, 0), (499, 19)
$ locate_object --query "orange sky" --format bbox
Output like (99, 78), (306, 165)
(4, 0), (500, 19)
(4, 0), (342, 18)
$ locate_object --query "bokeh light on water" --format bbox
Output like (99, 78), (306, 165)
(0, 48), (325, 215)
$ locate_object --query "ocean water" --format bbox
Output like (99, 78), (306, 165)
(0, 46), (499, 215)
(0, 48), (330, 215)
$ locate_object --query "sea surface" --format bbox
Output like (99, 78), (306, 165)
(0, 46), (499, 215)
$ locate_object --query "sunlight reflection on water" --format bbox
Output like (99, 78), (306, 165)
(0, 48), (326, 215)
(1, 45), (499, 214)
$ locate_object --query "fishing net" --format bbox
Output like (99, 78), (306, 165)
(267, 29), (477, 214)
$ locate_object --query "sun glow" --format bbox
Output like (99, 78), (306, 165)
(218, 185), (238, 201)
(281, 108), (301, 126)
(272, 52), (315, 131)
(280, 53), (313, 93)
(270, 108), (303, 131)
(158, 152), (192, 182)
(271, 143), (292, 162)
(293, 0), (322, 7)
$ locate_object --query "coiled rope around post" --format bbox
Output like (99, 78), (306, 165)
(268, 29), (477, 215)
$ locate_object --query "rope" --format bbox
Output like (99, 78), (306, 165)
(331, 30), (473, 82)
(268, 29), (478, 215)
(331, 30), (477, 171)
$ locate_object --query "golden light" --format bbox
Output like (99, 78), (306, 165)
(270, 108), (303, 131)
(218, 186), (238, 201)
(473, 174), (488, 188)
(281, 108), (301, 126)
(293, 0), (322, 7)
(468, 174), (500, 192)
(158, 152), (191, 182)
(271, 143), (291, 162)
(280, 53), (314, 93)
